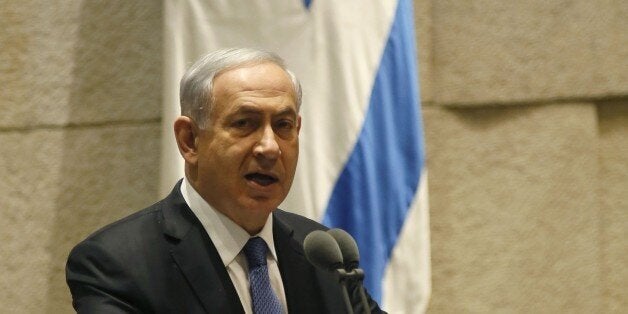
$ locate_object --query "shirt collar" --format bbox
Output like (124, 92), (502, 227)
(180, 177), (278, 266)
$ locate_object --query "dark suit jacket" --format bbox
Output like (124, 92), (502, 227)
(66, 182), (383, 313)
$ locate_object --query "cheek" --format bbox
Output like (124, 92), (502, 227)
(225, 138), (254, 154)
(281, 142), (299, 167)
(212, 140), (255, 170)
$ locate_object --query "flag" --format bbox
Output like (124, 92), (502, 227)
(162, 0), (430, 312)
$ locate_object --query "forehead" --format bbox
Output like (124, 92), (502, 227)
(212, 62), (295, 103)
(209, 62), (298, 121)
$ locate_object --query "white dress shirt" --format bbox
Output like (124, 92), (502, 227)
(181, 178), (288, 314)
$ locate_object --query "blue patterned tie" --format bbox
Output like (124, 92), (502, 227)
(243, 237), (283, 314)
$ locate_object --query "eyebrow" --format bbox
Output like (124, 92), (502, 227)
(274, 107), (298, 117)
(230, 104), (297, 117)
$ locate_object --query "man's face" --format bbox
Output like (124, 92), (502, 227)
(194, 62), (300, 229)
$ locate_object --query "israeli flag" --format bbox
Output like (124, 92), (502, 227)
(162, 0), (430, 312)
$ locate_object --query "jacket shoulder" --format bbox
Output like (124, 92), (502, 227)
(80, 200), (164, 247)
(273, 209), (328, 243)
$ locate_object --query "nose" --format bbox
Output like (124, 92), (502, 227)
(253, 125), (280, 161)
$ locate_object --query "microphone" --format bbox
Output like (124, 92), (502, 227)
(305, 229), (371, 314)
(303, 230), (343, 271)
(304, 231), (355, 314)
(326, 229), (371, 314)
(326, 228), (359, 271)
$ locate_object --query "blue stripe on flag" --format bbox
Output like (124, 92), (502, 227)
(322, 0), (424, 303)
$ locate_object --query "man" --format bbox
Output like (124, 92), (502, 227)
(66, 48), (383, 313)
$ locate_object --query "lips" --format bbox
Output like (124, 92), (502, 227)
(244, 172), (279, 186)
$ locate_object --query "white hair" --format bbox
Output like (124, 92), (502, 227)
(179, 47), (302, 128)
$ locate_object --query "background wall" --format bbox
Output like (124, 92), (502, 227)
(0, 2), (162, 313)
(0, 1), (625, 313)
(415, 1), (627, 313)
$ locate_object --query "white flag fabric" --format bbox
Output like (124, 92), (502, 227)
(161, 0), (430, 312)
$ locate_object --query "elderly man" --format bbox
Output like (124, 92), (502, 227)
(66, 48), (383, 313)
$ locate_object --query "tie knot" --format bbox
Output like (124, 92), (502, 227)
(244, 237), (268, 268)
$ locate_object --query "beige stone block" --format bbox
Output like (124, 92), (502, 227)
(0, 130), (64, 313)
(0, 1), (162, 128)
(424, 103), (602, 313)
(598, 101), (628, 313)
(0, 124), (160, 313)
(429, 0), (628, 104)
(0, 2), (81, 127)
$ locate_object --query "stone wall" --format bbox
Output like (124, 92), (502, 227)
(0, 1), (625, 313)
(0, 2), (162, 313)
(416, 1), (627, 313)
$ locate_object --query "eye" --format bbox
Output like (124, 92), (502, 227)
(232, 118), (251, 128)
(275, 119), (295, 130)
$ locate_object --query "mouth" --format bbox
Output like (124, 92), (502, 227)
(244, 172), (279, 187)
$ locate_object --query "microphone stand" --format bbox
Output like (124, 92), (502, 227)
(336, 269), (354, 314)
(352, 269), (371, 314)
(335, 268), (371, 314)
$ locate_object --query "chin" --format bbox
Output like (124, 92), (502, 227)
(241, 197), (282, 213)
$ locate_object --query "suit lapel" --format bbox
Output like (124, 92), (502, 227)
(158, 184), (347, 313)
(274, 212), (345, 313)
(160, 184), (244, 314)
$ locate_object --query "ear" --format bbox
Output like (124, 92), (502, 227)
(174, 116), (199, 166)
(296, 115), (302, 134)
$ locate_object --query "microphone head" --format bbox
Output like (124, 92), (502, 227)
(327, 228), (360, 270)
(303, 230), (344, 271)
